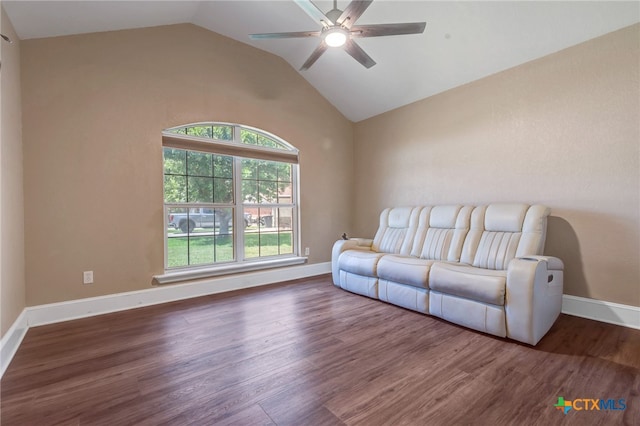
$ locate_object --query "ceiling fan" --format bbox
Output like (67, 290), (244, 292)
(250, 0), (426, 70)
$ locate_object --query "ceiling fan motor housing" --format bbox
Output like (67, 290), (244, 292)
(326, 8), (343, 24)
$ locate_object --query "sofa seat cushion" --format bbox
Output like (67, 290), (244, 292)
(430, 263), (507, 306)
(338, 250), (385, 277)
(377, 255), (436, 289)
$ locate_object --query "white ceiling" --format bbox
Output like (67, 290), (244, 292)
(4, 1), (639, 122)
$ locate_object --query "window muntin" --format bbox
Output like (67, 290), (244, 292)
(167, 124), (234, 141)
(166, 123), (293, 151)
(243, 207), (294, 259)
(163, 123), (298, 271)
(163, 149), (234, 204)
(241, 159), (292, 203)
(166, 206), (235, 268)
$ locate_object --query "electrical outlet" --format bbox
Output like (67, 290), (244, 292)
(83, 271), (94, 284)
(304, 247), (310, 256)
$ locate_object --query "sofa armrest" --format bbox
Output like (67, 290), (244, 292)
(518, 255), (564, 271)
(331, 238), (374, 285)
(505, 256), (564, 345)
(350, 238), (374, 247)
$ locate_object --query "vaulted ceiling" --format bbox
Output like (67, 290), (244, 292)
(4, 1), (639, 122)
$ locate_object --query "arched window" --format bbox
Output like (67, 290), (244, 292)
(159, 123), (303, 280)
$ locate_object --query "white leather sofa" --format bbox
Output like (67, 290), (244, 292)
(331, 204), (564, 345)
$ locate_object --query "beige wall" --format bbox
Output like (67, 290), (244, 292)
(21, 24), (353, 305)
(1, 7), (25, 336)
(16, 20), (640, 310)
(354, 24), (640, 307)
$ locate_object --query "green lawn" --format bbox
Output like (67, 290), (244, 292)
(167, 231), (292, 268)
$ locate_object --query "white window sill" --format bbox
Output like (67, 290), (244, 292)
(153, 256), (308, 285)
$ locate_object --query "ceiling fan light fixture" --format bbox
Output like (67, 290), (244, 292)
(251, 0), (426, 70)
(324, 27), (348, 47)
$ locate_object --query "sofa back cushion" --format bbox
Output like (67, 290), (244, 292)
(461, 204), (550, 270)
(410, 205), (473, 261)
(372, 207), (421, 255)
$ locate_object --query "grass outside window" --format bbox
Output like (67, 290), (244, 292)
(167, 230), (293, 268)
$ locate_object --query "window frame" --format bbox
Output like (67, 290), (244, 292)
(160, 122), (303, 280)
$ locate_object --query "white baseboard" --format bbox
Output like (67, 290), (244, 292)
(3, 277), (637, 380)
(0, 262), (330, 379)
(26, 262), (331, 327)
(562, 294), (640, 330)
(0, 309), (28, 378)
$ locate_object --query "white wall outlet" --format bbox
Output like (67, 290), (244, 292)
(83, 271), (94, 284)
(304, 247), (310, 256)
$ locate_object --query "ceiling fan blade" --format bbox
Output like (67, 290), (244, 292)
(300, 41), (328, 70)
(343, 39), (376, 69)
(250, 31), (320, 40)
(337, 0), (373, 28)
(351, 22), (427, 38)
(294, 0), (333, 26)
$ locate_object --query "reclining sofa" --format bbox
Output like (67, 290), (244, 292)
(331, 204), (564, 345)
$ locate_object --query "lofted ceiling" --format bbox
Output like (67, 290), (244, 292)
(3, 1), (639, 122)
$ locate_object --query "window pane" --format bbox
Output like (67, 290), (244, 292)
(214, 155), (233, 178)
(193, 208), (215, 230)
(178, 209), (196, 234)
(279, 232), (293, 255)
(243, 208), (256, 230)
(278, 164), (291, 183)
(258, 160), (275, 180)
(237, 205), (295, 259)
(214, 178), (233, 203)
(244, 207), (266, 259)
(260, 208), (274, 229)
(187, 177), (213, 203)
(277, 207), (293, 230)
(240, 129), (257, 145)
(186, 126), (212, 138)
(212, 125), (233, 141)
(167, 128), (187, 135)
(277, 186), (292, 204)
(243, 207), (293, 258)
(189, 236), (214, 266)
(259, 181), (278, 203)
(278, 208), (293, 255)
(241, 158), (258, 179)
(163, 148), (186, 175)
(238, 128), (288, 150)
(244, 231), (259, 258)
(167, 207), (186, 229)
(259, 232), (279, 256)
(164, 175), (186, 203)
(257, 134), (279, 149)
(167, 236), (188, 268)
(215, 235), (234, 262)
(187, 151), (213, 177)
(242, 180), (257, 203)
(215, 208), (234, 236)
(244, 207), (260, 232)
(167, 206), (190, 267)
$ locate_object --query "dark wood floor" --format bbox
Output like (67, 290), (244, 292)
(1, 275), (639, 425)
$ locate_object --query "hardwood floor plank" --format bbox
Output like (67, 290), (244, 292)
(260, 397), (346, 426)
(213, 403), (276, 426)
(140, 358), (319, 425)
(2, 275), (639, 425)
